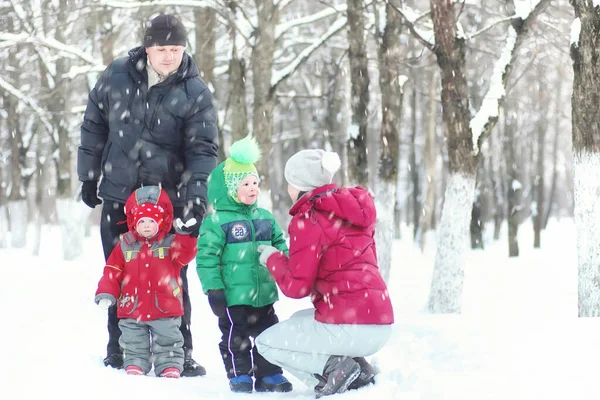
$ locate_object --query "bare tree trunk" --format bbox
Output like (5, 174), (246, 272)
(194, 6), (223, 161)
(571, 0), (600, 317)
(533, 64), (548, 248)
(252, 0), (277, 186)
(408, 83), (420, 240)
(0, 90), (7, 248)
(325, 53), (348, 164)
(6, 15), (27, 248)
(489, 122), (505, 241)
(427, 0), (476, 314)
(504, 109), (521, 257)
(346, 0), (370, 188)
(420, 71), (438, 252)
(48, 0), (85, 260)
(544, 69), (562, 229)
(374, 0), (403, 283)
(32, 125), (46, 256)
(470, 163), (485, 250)
(228, 56), (248, 144)
(194, 7), (216, 85)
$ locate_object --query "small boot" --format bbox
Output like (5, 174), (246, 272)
(314, 356), (361, 399)
(125, 365), (144, 376)
(229, 374), (253, 393)
(160, 367), (181, 378)
(255, 373), (293, 392)
(348, 357), (377, 390)
(181, 348), (206, 377)
(103, 353), (124, 369)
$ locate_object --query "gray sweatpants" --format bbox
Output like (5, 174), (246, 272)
(118, 317), (184, 375)
(255, 309), (392, 387)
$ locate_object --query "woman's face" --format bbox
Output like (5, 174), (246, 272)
(287, 184), (301, 203)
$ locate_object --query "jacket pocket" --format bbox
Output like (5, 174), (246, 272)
(155, 278), (183, 313)
(118, 294), (138, 315)
(154, 292), (183, 314)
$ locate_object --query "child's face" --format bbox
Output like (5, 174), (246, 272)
(136, 218), (158, 238)
(237, 174), (260, 205)
(287, 184), (301, 203)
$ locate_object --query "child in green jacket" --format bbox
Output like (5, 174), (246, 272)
(196, 136), (291, 393)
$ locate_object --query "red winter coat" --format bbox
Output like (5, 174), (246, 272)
(95, 188), (197, 321)
(266, 184), (394, 325)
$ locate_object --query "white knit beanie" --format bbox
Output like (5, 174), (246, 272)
(284, 149), (341, 192)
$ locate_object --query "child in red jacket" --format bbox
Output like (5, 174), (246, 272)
(95, 186), (198, 378)
(255, 149), (394, 398)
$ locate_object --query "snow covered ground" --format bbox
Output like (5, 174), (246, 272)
(2, 217), (598, 400)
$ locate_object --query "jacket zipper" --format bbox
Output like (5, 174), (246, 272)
(124, 86), (137, 124)
(247, 208), (260, 305)
(149, 93), (164, 131)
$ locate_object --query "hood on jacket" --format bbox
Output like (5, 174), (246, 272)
(291, 184), (376, 228)
(127, 46), (200, 84)
(207, 161), (257, 213)
(124, 186), (174, 241)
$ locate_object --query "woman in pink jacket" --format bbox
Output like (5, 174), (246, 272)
(255, 149), (394, 398)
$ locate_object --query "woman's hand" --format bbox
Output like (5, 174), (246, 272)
(257, 245), (280, 266)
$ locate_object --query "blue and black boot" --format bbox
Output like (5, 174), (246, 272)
(255, 374), (293, 392)
(230, 374), (254, 393)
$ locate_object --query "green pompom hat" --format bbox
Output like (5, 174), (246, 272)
(223, 136), (261, 202)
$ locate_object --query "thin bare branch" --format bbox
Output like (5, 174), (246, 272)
(384, 0), (434, 51)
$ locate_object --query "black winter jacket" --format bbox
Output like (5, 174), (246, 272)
(77, 46), (218, 211)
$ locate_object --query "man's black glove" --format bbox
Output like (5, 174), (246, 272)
(181, 200), (204, 238)
(208, 289), (227, 318)
(81, 181), (102, 209)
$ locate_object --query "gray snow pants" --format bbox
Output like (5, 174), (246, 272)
(118, 317), (184, 375)
(255, 309), (392, 387)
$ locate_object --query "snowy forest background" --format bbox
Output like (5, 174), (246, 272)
(2, 0), (600, 316)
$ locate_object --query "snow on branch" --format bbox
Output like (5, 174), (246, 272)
(271, 17), (346, 88)
(469, 0), (549, 154)
(0, 75), (55, 141)
(0, 33), (102, 67)
(514, 0), (541, 19)
(93, 0), (215, 8)
(276, 0), (296, 11)
(470, 26), (517, 153)
(466, 16), (515, 39)
(385, 1), (434, 51)
(275, 4), (347, 40)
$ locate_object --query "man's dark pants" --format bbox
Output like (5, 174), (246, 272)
(100, 201), (193, 356)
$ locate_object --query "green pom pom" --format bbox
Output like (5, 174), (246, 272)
(229, 136), (261, 165)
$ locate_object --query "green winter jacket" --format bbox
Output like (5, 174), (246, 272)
(196, 161), (288, 307)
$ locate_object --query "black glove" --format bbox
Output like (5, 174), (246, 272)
(81, 181), (102, 209)
(180, 201), (204, 238)
(208, 289), (227, 318)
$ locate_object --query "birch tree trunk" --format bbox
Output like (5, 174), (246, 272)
(533, 64), (548, 248)
(6, 14), (27, 248)
(252, 0), (277, 186)
(544, 69), (562, 229)
(375, 0), (403, 283)
(49, 0), (85, 260)
(346, 0), (370, 188)
(408, 83), (420, 240)
(427, 0), (550, 312)
(504, 109), (521, 257)
(570, 0), (600, 317)
(427, 0), (476, 313)
(194, 7), (224, 161)
(420, 71), (438, 252)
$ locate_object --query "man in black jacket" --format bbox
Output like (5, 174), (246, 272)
(77, 14), (218, 377)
